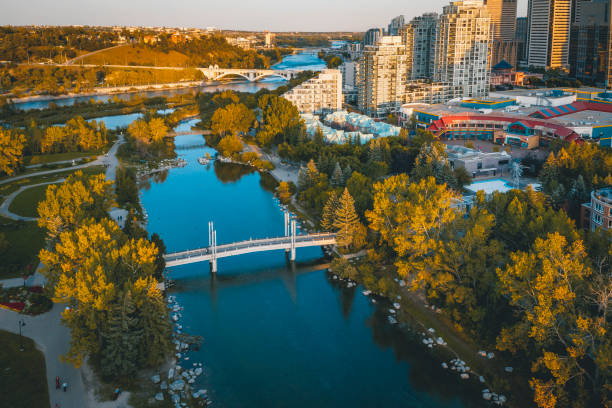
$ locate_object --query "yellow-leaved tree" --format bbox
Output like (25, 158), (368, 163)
(37, 171), (115, 240)
(497, 232), (611, 408)
(0, 128), (26, 176)
(366, 174), (458, 285)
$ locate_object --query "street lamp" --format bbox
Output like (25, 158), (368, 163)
(18, 319), (26, 352)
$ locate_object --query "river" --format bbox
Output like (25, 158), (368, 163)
(24, 51), (486, 407)
(13, 52), (327, 111)
(137, 51), (485, 405)
(140, 132), (485, 408)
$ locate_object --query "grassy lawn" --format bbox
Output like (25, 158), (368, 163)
(0, 216), (45, 280)
(25, 151), (98, 165)
(9, 184), (51, 218)
(81, 45), (190, 67)
(0, 165), (106, 197)
(0, 330), (49, 408)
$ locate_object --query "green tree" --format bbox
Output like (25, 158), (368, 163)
(217, 135), (243, 157)
(334, 188), (363, 249)
(276, 181), (292, 204)
(257, 94), (304, 146)
(321, 191), (339, 231)
(211, 103), (255, 137)
(100, 290), (142, 379)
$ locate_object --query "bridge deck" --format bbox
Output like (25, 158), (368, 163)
(164, 233), (336, 267)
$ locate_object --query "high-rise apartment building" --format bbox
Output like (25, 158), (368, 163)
(486, 0), (519, 67)
(569, 0), (610, 85)
(388, 15), (405, 36)
(527, 0), (572, 70)
(433, 0), (492, 98)
(363, 28), (384, 47)
(357, 36), (408, 117)
(282, 69), (343, 114)
(399, 13), (439, 80)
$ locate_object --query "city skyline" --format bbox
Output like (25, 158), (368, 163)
(2, 0), (529, 31)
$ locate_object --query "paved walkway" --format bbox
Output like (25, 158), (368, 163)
(0, 137), (123, 186)
(0, 179), (65, 221)
(0, 305), (88, 408)
(26, 157), (93, 169)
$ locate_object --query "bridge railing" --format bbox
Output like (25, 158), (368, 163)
(163, 233), (336, 260)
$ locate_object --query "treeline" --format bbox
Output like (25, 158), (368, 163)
(119, 114), (175, 161)
(0, 117), (110, 176)
(0, 26), (119, 63)
(0, 64), (204, 96)
(1, 94), (191, 126)
(361, 174), (612, 408)
(37, 171), (171, 381)
(146, 35), (281, 68)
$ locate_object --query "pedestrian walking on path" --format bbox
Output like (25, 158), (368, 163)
(56, 376), (60, 389)
(62, 382), (68, 392)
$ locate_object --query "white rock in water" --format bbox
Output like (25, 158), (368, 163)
(504, 366), (513, 373)
(479, 376), (485, 383)
(478, 350), (487, 357)
(151, 374), (161, 383)
(160, 381), (168, 390)
(388, 309), (396, 314)
(460, 373), (469, 379)
(168, 368), (175, 379)
(487, 352), (495, 359)
(169, 379), (185, 391)
(155, 392), (164, 401)
(428, 328), (435, 333)
(172, 393), (180, 403)
(483, 392), (492, 400)
(188, 378), (195, 384)
(172, 314), (178, 322)
(195, 367), (203, 376)
(441, 362), (448, 369)
(184, 357), (190, 361)
(182, 371), (190, 379)
(176, 353), (182, 359)
(393, 303), (401, 309)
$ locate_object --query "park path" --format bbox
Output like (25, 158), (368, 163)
(0, 136), (123, 187)
(0, 179), (65, 221)
(0, 134), (128, 407)
(0, 305), (88, 408)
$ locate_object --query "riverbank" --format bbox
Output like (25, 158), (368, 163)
(8, 80), (208, 105)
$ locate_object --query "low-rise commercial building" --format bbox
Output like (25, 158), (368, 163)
(446, 145), (511, 177)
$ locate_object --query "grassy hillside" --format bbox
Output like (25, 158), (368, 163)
(81, 44), (191, 67)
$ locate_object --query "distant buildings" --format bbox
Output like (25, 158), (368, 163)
(486, 0), (519, 68)
(282, 69), (343, 114)
(569, 0), (609, 86)
(388, 15), (405, 36)
(362, 28), (384, 47)
(400, 13), (438, 80)
(581, 187), (612, 231)
(515, 16), (529, 64)
(527, 0), (572, 70)
(264, 30), (274, 48)
(433, 0), (492, 98)
(357, 36), (408, 117)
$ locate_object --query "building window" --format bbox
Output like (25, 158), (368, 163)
(593, 213), (602, 225)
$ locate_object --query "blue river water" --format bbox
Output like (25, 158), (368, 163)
(139, 134), (485, 407)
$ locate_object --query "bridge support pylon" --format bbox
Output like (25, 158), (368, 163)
(209, 221), (217, 273)
(290, 219), (296, 262)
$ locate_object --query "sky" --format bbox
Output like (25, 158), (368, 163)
(3, 0), (528, 32)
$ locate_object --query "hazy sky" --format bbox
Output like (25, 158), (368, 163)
(3, 0), (528, 32)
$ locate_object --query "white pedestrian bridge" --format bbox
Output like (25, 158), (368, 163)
(163, 216), (336, 272)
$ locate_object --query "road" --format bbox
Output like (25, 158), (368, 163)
(64, 44), (128, 65)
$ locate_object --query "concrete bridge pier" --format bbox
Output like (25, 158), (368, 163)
(209, 221), (217, 273)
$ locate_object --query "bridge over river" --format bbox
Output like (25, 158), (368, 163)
(164, 214), (336, 272)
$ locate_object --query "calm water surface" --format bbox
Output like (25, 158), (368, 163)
(139, 132), (485, 408)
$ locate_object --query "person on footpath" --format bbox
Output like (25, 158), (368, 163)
(62, 382), (68, 392)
